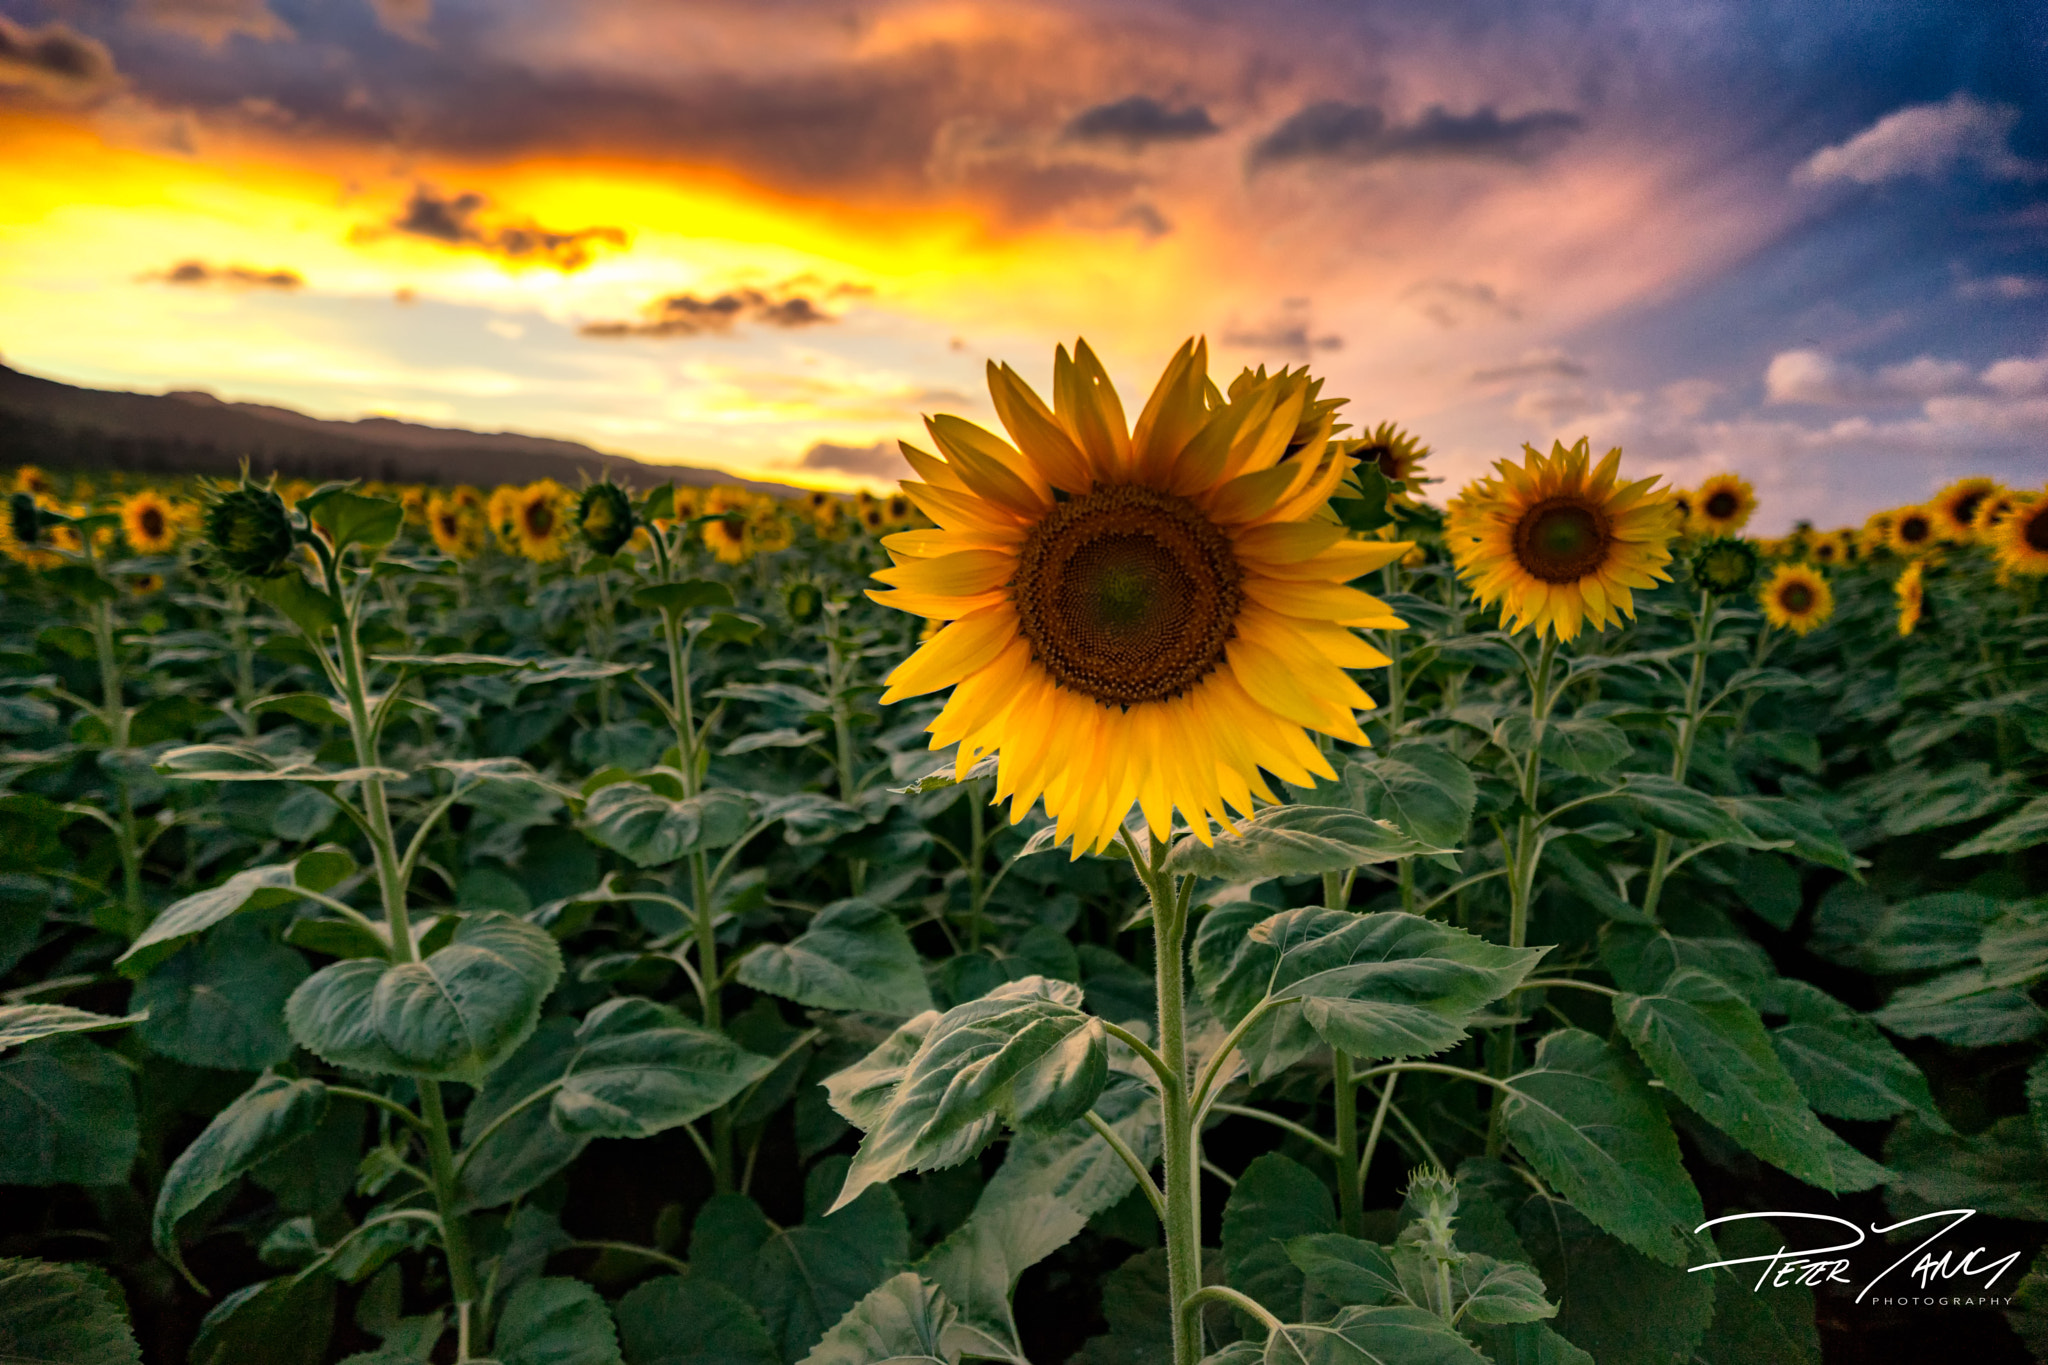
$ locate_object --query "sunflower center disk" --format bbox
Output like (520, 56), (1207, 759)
(1703, 491), (1739, 520)
(1013, 486), (1242, 706)
(1782, 584), (1814, 613)
(1513, 498), (1613, 584)
(2025, 509), (2048, 553)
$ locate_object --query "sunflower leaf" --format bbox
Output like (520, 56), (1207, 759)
(1165, 806), (1449, 881)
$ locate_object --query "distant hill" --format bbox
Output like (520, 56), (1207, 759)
(0, 363), (804, 495)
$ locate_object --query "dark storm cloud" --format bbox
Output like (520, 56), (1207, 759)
(365, 187), (629, 271)
(580, 286), (838, 339)
(0, 15), (117, 93)
(797, 440), (909, 479)
(1250, 101), (1581, 169)
(143, 259), (305, 289)
(1064, 95), (1219, 148)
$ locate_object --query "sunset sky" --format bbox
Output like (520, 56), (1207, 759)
(1, 0), (2043, 528)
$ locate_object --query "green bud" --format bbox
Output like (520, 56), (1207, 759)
(783, 578), (825, 625)
(204, 482), (295, 576)
(576, 481), (636, 556)
(1689, 536), (1761, 597)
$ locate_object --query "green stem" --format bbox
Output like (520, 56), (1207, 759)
(1490, 634), (1555, 1156)
(1357, 1072), (1398, 1191)
(1332, 1050), (1362, 1237)
(87, 592), (146, 935)
(966, 781), (986, 952)
(1641, 591), (1716, 922)
(1181, 1285), (1283, 1341)
(417, 1078), (480, 1359)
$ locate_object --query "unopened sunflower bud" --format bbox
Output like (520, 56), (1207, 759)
(577, 482), (635, 556)
(204, 483), (295, 576)
(783, 579), (824, 625)
(1689, 536), (1761, 597)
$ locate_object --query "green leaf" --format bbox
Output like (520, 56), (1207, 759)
(1872, 968), (2047, 1047)
(1611, 774), (1758, 845)
(633, 580), (733, 615)
(826, 978), (1107, 1214)
(1460, 1323), (1593, 1365)
(153, 1073), (329, 1288)
(117, 847), (353, 976)
(1165, 807), (1448, 881)
(303, 488), (404, 555)
(456, 1018), (582, 1209)
(1514, 1201), (1714, 1365)
(249, 692), (349, 727)
(252, 571), (346, 638)
(1692, 1218), (1821, 1365)
(1196, 908), (1544, 1081)
(1256, 1305), (1490, 1364)
(549, 997), (775, 1139)
(135, 914), (306, 1070)
(190, 1274), (335, 1365)
(2030, 1054), (2048, 1154)
(1719, 797), (1857, 873)
(756, 792), (874, 845)
(738, 899), (934, 1017)
(1223, 1153), (1338, 1320)
(0, 1004), (147, 1052)
(1503, 716), (1630, 776)
(751, 1171), (910, 1364)
(0, 1257), (142, 1365)
(1499, 1030), (1702, 1267)
(1615, 971), (1886, 1192)
(799, 1273), (960, 1365)
(1596, 925), (1772, 1005)
(492, 1277), (622, 1365)
(1345, 743), (1477, 849)
(0, 1035), (137, 1186)
(581, 782), (750, 867)
(1453, 1256), (1555, 1325)
(1766, 979), (1938, 1123)
(285, 912), (563, 1083)
(1884, 1115), (2048, 1222)
(1287, 1234), (1405, 1312)
(1947, 794), (2048, 857)
(614, 1275), (776, 1365)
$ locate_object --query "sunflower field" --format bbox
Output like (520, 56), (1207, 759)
(1, 340), (2045, 1365)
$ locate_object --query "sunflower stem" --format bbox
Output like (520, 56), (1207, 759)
(1642, 591), (1716, 921)
(1490, 633), (1555, 1155)
(1332, 1049), (1363, 1237)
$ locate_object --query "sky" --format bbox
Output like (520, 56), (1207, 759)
(0, 0), (2044, 529)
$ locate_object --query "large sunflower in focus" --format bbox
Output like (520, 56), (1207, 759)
(869, 338), (1408, 853)
(1991, 493), (2048, 577)
(1447, 439), (1680, 641)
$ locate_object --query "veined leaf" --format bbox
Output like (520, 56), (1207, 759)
(135, 914), (306, 1071)
(581, 782), (750, 867)
(825, 977), (1107, 1214)
(1947, 794), (2048, 858)
(1615, 971), (1887, 1192)
(1223, 1153), (1337, 1320)
(491, 1276), (622, 1365)
(1344, 742), (1478, 849)
(1250, 1305), (1491, 1365)
(549, 997), (774, 1138)
(154, 1074), (329, 1289)
(1766, 979), (1939, 1123)
(0, 1003), (147, 1052)
(285, 912), (563, 1084)
(1873, 969), (2047, 1047)
(1166, 806), (1449, 880)
(1719, 796), (1857, 873)
(799, 1273), (961, 1365)
(752, 1167), (909, 1364)
(0, 1036), (138, 1186)
(739, 899), (933, 1018)
(0, 1257), (143, 1365)
(613, 1275), (776, 1365)
(118, 846), (354, 976)
(1611, 774), (1758, 845)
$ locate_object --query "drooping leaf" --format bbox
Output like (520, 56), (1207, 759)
(1858, 892), (2004, 974)
(1197, 908), (1544, 1081)
(0, 1035), (138, 1186)
(1872, 968), (2046, 1047)
(613, 1275), (776, 1365)
(548, 997), (775, 1139)
(1223, 1153), (1338, 1321)
(302, 488), (404, 555)
(633, 580), (733, 615)
(1610, 774), (1758, 845)
(799, 1273), (961, 1365)
(1945, 794), (2048, 858)
(1345, 743), (1478, 849)
(825, 977), (1107, 1214)
(136, 914), (306, 1071)
(154, 1073), (329, 1288)
(1615, 971), (1887, 1193)
(581, 782), (750, 867)
(738, 899), (934, 1017)
(1165, 807), (1449, 881)
(1884, 1114), (2048, 1222)
(1288, 1234), (1405, 1313)
(492, 1276), (623, 1365)
(0, 1257), (143, 1365)
(1499, 1030), (1702, 1267)
(0, 1004), (147, 1052)
(117, 848), (353, 976)
(286, 912), (563, 1083)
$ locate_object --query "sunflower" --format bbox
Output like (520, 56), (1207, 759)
(1351, 421), (1431, 498)
(1990, 493), (2048, 577)
(802, 488), (843, 535)
(1446, 439), (1680, 641)
(1691, 474), (1756, 535)
(0, 493), (61, 570)
(125, 572), (165, 596)
(750, 499), (794, 555)
(1690, 536), (1761, 596)
(1931, 477), (1998, 541)
(884, 492), (918, 528)
(1894, 559), (1924, 635)
(1858, 511), (1894, 557)
(399, 486), (429, 526)
(512, 480), (574, 562)
(1889, 505), (1938, 555)
(1759, 563), (1833, 635)
(121, 490), (182, 555)
(13, 466), (55, 499)
(856, 491), (888, 535)
(487, 485), (522, 553)
(1976, 490), (2023, 542)
(1808, 530), (1850, 567)
(427, 491), (487, 560)
(703, 510), (752, 564)
(1670, 489), (1696, 537)
(870, 337), (1407, 854)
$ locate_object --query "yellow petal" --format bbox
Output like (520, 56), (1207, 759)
(989, 361), (1094, 494)
(879, 604), (1018, 702)
(872, 548), (1015, 596)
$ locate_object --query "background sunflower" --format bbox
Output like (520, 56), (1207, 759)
(1692, 473), (1757, 534)
(1895, 558), (1925, 634)
(1759, 562), (1833, 635)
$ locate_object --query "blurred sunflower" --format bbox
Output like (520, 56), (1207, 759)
(1759, 563), (1833, 635)
(1991, 494), (2048, 577)
(802, 489), (843, 536)
(125, 572), (165, 596)
(13, 466), (55, 499)
(399, 486), (429, 526)
(1889, 505), (1938, 555)
(510, 480), (574, 562)
(1895, 559), (1925, 635)
(1351, 421), (1431, 498)
(575, 482), (636, 556)
(120, 490), (182, 554)
(856, 491), (888, 535)
(1976, 490), (2024, 542)
(427, 491), (487, 560)
(1931, 477), (1999, 541)
(1447, 439), (1680, 641)
(1808, 530), (1850, 567)
(884, 492), (918, 528)
(1690, 537), (1761, 596)
(487, 485), (522, 553)
(1669, 488), (1696, 537)
(703, 511), (752, 564)
(1, 493), (60, 569)
(750, 499), (794, 555)
(1693, 474), (1756, 535)
(871, 337), (1407, 853)
(1858, 511), (1894, 557)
